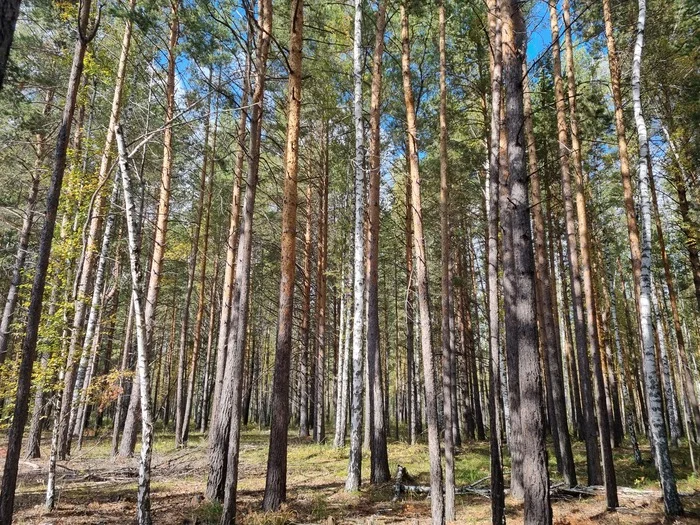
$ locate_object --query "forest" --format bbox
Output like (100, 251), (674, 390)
(0, 0), (698, 523)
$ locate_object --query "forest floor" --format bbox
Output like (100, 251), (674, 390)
(2, 428), (700, 524)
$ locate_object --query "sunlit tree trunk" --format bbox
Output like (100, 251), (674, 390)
(486, 1), (505, 521)
(366, 0), (389, 483)
(546, 0), (602, 486)
(119, 0), (179, 457)
(631, 0), (683, 513)
(261, 0), (303, 511)
(401, 4), (444, 523)
(116, 124), (155, 525)
(207, 0), (271, 502)
(345, 0), (366, 492)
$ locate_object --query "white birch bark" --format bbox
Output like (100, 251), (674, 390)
(632, 0), (683, 514)
(116, 124), (154, 525)
(345, 0), (365, 492)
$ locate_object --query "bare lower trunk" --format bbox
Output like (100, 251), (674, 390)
(117, 124), (154, 525)
(401, 5), (444, 523)
(206, 0), (270, 504)
(366, 0), (389, 484)
(261, 0), (303, 512)
(631, 2), (683, 514)
(299, 183), (313, 437)
(345, 0), (366, 493)
(502, 2), (551, 522)
(546, 0), (602, 486)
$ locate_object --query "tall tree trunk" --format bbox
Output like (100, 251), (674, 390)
(119, 0), (179, 457)
(182, 106), (217, 443)
(401, 4), (444, 523)
(648, 142), (700, 438)
(175, 104), (210, 447)
(333, 267), (352, 448)
(314, 123), (329, 445)
(345, 0), (366, 492)
(299, 183), (313, 437)
(486, 1), (505, 520)
(561, 0), (618, 507)
(366, 0), (390, 484)
(546, 0), (602, 486)
(523, 58), (576, 487)
(438, 1), (455, 518)
(212, 51), (251, 419)
(631, 0), (683, 514)
(207, 0), (271, 503)
(261, 0), (303, 511)
(405, 171), (417, 446)
(116, 124), (155, 525)
(0, 0), (96, 518)
(502, 2), (551, 522)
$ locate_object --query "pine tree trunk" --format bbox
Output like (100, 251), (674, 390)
(631, 1), (683, 513)
(212, 51), (251, 420)
(0, 0), (95, 518)
(502, 2), (551, 522)
(523, 61), (576, 487)
(561, 1), (618, 507)
(345, 0), (366, 492)
(401, 5), (444, 523)
(406, 172), (418, 446)
(299, 183), (313, 437)
(207, 0), (271, 504)
(119, 0), (179, 458)
(486, 1), (505, 520)
(438, 0), (455, 518)
(546, 0), (602, 486)
(366, 0), (389, 484)
(0, 0), (21, 89)
(314, 124), (329, 445)
(261, 0), (303, 512)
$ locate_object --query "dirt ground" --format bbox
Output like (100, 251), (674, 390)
(2, 430), (700, 524)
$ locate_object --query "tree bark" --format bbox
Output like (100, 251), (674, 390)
(546, 0), (602, 486)
(116, 124), (155, 525)
(345, 0), (366, 492)
(401, 4), (444, 524)
(631, 0), (683, 514)
(366, 0), (390, 484)
(261, 0), (303, 511)
(438, 1), (455, 518)
(0, 0), (95, 518)
(0, 0), (21, 89)
(502, 2), (551, 522)
(486, 1), (505, 521)
(299, 182), (313, 438)
(206, 0), (271, 503)
(119, 0), (179, 457)
(523, 59), (576, 488)
(212, 50), (251, 419)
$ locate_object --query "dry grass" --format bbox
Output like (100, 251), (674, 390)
(2, 427), (699, 524)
